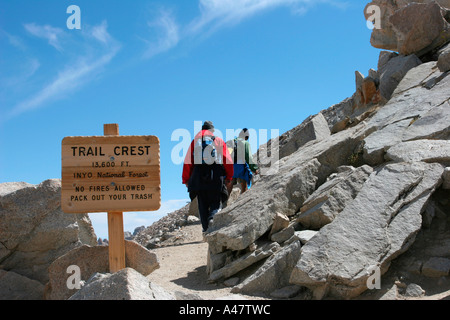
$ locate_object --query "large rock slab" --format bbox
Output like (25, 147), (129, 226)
(363, 62), (450, 165)
(69, 268), (174, 300)
(45, 240), (159, 300)
(208, 242), (280, 282)
(208, 121), (372, 254)
(365, 0), (405, 51)
(297, 165), (374, 229)
(290, 162), (444, 299)
(386, 139), (450, 164)
(281, 120), (372, 177)
(232, 240), (301, 296)
(378, 54), (422, 101)
(277, 113), (331, 160)
(402, 99), (450, 141)
(0, 269), (45, 300)
(206, 158), (321, 254)
(320, 97), (355, 132)
(389, 2), (450, 56)
(0, 179), (97, 284)
(391, 61), (438, 95)
(365, 0), (450, 56)
(257, 112), (330, 171)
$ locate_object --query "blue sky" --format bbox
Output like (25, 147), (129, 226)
(0, 0), (381, 239)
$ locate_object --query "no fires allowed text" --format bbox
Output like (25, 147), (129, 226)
(61, 135), (160, 213)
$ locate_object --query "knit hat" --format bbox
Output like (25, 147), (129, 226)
(202, 121), (215, 131)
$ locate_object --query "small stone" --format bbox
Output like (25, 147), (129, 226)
(224, 277), (240, 287)
(437, 44), (450, 73)
(270, 285), (302, 299)
(404, 283), (425, 297)
(187, 215), (200, 224)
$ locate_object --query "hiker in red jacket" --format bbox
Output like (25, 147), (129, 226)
(182, 121), (234, 232)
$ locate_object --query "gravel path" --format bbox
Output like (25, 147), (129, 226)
(145, 223), (267, 300)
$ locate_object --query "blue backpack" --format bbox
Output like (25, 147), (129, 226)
(194, 135), (221, 165)
(190, 135), (225, 191)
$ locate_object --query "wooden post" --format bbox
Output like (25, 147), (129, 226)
(104, 123), (126, 273)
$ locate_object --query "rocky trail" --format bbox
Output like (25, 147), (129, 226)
(145, 223), (264, 300)
(146, 219), (450, 301)
(133, 201), (270, 300)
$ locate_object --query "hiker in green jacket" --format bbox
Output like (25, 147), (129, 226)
(231, 128), (259, 194)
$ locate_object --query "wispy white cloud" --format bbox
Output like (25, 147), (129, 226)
(7, 49), (118, 119)
(142, 9), (180, 59)
(187, 0), (296, 34)
(89, 20), (114, 45)
(24, 23), (65, 51)
(186, 0), (348, 35)
(5, 21), (120, 120)
(0, 58), (40, 89)
(0, 29), (27, 51)
(141, 0), (348, 57)
(290, 0), (349, 16)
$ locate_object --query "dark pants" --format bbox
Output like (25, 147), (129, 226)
(197, 190), (221, 232)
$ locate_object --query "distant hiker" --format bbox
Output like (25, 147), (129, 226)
(182, 121), (234, 232)
(231, 128), (259, 194)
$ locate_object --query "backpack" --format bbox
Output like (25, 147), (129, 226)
(232, 138), (245, 164)
(193, 135), (221, 166)
(190, 135), (225, 191)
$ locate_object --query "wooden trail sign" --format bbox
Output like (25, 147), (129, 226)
(61, 128), (161, 213)
(61, 124), (161, 273)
